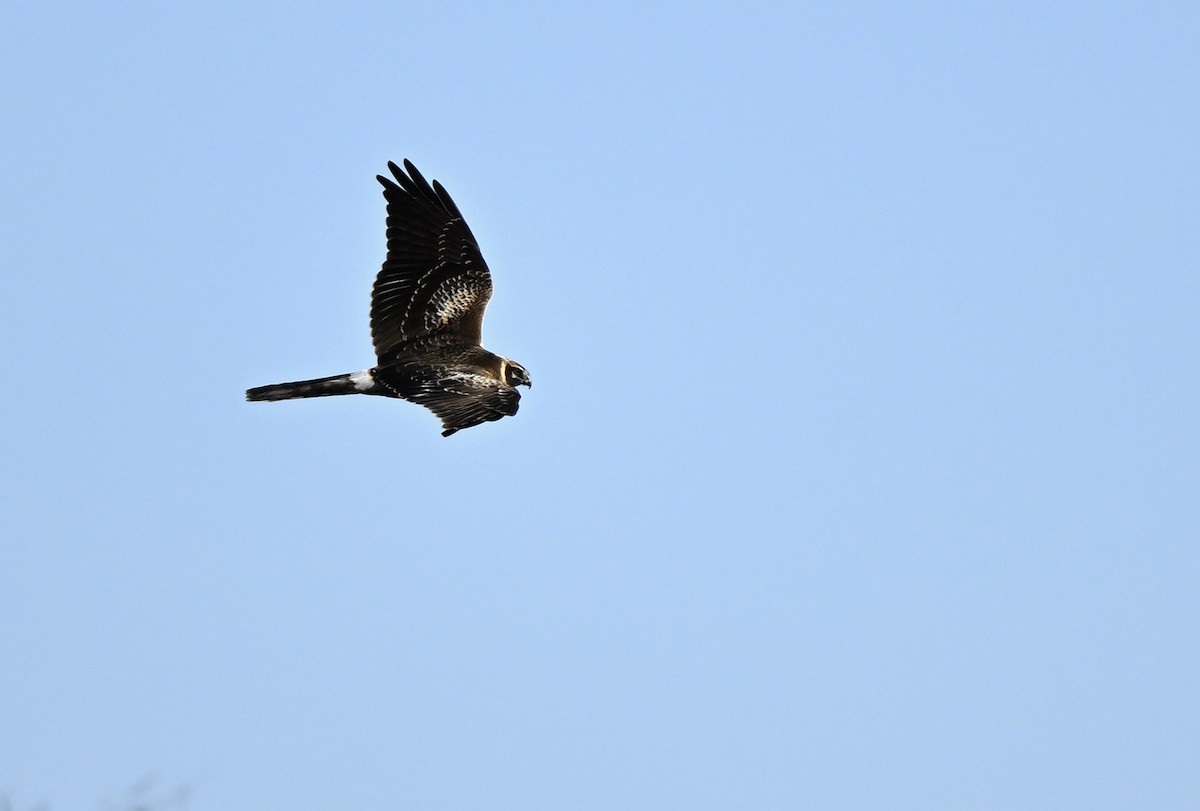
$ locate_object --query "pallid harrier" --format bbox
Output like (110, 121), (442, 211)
(246, 160), (530, 436)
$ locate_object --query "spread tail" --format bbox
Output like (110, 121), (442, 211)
(246, 371), (368, 402)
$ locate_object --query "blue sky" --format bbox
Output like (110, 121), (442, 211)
(2, 1), (1197, 808)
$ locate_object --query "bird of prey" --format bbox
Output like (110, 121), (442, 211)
(246, 160), (531, 436)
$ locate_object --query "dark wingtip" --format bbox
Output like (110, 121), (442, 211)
(441, 426), (459, 437)
(375, 162), (405, 192)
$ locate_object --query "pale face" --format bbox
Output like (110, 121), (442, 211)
(503, 361), (532, 388)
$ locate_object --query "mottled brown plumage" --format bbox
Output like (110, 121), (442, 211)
(246, 160), (530, 436)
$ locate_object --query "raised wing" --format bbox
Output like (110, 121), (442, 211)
(371, 160), (493, 362)
(375, 364), (520, 437)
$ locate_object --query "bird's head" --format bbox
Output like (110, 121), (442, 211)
(502, 360), (532, 388)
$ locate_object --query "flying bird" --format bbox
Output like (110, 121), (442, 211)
(246, 160), (531, 436)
